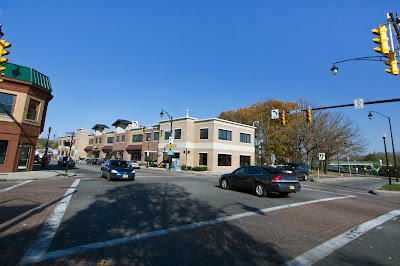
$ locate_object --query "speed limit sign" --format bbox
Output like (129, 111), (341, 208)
(319, 153), (326, 161)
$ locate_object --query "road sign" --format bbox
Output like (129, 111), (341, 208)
(287, 109), (303, 114)
(319, 153), (326, 161)
(354, 98), (364, 109)
(169, 137), (174, 144)
(271, 109), (279, 119)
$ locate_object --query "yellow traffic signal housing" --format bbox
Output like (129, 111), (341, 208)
(160, 129), (163, 137)
(141, 126), (145, 135)
(305, 109), (312, 122)
(280, 112), (286, 126)
(0, 39), (11, 82)
(384, 52), (399, 75)
(372, 25), (390, 55)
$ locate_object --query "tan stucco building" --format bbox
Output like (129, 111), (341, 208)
(58, 117), (255, 173)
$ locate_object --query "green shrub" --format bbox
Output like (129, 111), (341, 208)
(187, 165), (192, 170)
(191, 166), (207, 171)
(181, 165), (187, 170)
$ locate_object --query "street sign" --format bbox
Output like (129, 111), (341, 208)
(169, 137), (174, 144)
(167, 150), (174, 155)
(354, 98), (364, 109)
(169, 144), (173, 149)
(271, 109), (279, 119)
(287, 109), (303, 114)
(319, 153), (326, 161)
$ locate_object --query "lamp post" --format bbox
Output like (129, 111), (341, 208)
(368, 111), (398, 182)
(65, 132), (75, 173)
(331, 56), (385, 75)
(382, 132), (392, 185)
(160, 109), (173, 170)
(41, 126), (52, 169)
(252, 121), (259, 165)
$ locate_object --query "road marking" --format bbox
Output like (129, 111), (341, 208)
(283, 209), (400, 266)
(0, 180), (33, 193)
(20, 179), (81, 265)
(20, 194), (355, 264)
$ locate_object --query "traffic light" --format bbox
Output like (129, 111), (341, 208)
(305, 109), (312, 123)
(141, 126), (145, 135)
(160, 129), (163, 137)
(384, 52), (399, 75)
(372, 25), (390, 55)
(0, 39), (11, 82)
(280, 112), (286, 126)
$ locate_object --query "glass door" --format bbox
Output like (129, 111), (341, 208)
(18, 145), (31, 170)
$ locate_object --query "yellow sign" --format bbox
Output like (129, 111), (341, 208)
(169, 144), (173, 149)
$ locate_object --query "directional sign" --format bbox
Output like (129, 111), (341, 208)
(319, 153), (326, 161)
(354, 98), (364, 109)
(271, 109), (279, 119)
(288, 109), (303, 114)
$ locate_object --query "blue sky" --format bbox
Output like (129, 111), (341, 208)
(1, 1), (399, 155)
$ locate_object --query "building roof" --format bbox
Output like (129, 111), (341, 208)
(2, 62), (52, 92)
(92, 124), (109, 130)
(112, 119), (131, 127)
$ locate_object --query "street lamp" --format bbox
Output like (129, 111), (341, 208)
(252, 121), (259, 165)
(382, 132), (392, 185)
(368, 111), (398, 182)
(41, 126), (52, 169)
(160, 109), (173, 170)
(330, 56), (384, 75)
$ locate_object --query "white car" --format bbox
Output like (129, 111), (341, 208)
(128, 160), (141, 169)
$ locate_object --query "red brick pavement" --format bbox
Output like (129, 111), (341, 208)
(0, 179), (76, 266)
(24, 192), (399, 266)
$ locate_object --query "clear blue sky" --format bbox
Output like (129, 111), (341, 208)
(1, 1), (399, 155)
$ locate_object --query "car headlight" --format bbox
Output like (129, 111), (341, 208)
(111, 169), (118, 174)
(131, 169), (136, 174)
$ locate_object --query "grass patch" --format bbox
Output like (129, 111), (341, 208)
(381, 183), (400, 191)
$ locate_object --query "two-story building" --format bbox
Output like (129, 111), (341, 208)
(58, 116), (255, 173)
(0, 62), (53, 172)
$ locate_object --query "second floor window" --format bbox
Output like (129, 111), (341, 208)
(0, 93), (15, 115)
(121, 135), (125, 142)
(240, 133), (251, 143)
(107, 137), (114, 144)
(218, 129), (232, 141)
(146, 132), (151, 141)
(174, 129), (181, 139)
(200, 128), (208, 139)
(132, 134), (143, 142)
(154, 132), (159, 141)
(26, 99), (40, 121)
(89, 139), (93, 145)
(116, 136), (120, 142)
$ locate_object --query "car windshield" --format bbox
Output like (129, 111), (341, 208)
(110, 160), (129, 167)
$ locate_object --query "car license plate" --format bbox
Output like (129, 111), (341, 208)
(289, 185), (295, 189)
(123, 174), (128, 178)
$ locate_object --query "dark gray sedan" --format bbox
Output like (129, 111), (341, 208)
(219, 166), (301, 197)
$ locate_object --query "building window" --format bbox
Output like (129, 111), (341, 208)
(132, 134), (143, 142)
(218, 129), (232, 141)
(0, 140), (8, 164)
(121, 135), (125, 143)
(107, 137), (114, 144)
(99, 138), (102, 143)
(26, 98), (40, 121)
(164, 130), (171, 140)
(146, 132), (151, 141)
(95, 138), (98, 144)
(199, 153), (207, 166)
(218, 154), (231, 166)
(154, 132), (159, 141)
(200, 128), (208, 139)
(89, 139), (93, 145)
(240, 133), (251, 143)
(0, 93), (15, 115)
(116, 136), (120, 143)
(240, 155), (251, 166)
(174, 129), (181, 139)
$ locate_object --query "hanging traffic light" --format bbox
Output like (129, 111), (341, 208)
(280, 112), (286, 126)
(0, 39), (11, 82)
(372, 25), (390, 55)
(160, 129), (163, 137)
(141, 126), (145, 135)
(305, 109), (312, 123)
(384, 52), (399, 75)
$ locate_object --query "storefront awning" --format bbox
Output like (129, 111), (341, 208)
(126, 145), (142, 151)
(101, 146), (113, 151)
(84, 146), (93, 151)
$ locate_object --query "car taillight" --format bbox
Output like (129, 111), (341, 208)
(272, 175), (281, 181)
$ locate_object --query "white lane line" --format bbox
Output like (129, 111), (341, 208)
(20, 179), (81, 265)
(22, 195), (355, 264)
(283, 209), (400, 266)
(0, 180), (33, 193)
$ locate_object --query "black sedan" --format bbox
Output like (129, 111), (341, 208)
(57, 156), (75, 167)
(219, 166), (301, 197)
(100, 159), (135, 181)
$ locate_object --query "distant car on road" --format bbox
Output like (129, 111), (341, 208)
(127, 160), (141, 169)
(96, 158), (106, 165)
(57, 156), (75, 167)
(277, 163), (309, 181)
(100, 159), (136, 181)
(219, 166), (301, 197)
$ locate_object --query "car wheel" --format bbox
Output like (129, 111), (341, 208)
(303, 174), (308, 181)
(255, 183), (267, 197)
(279, 192), (289, 197)
(220, 178), (230, 190)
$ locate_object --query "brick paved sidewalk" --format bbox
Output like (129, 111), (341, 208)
(0, 178), (76, 266)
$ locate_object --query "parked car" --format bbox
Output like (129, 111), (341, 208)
(34, 154), (41, 164)
(127, 160), (141, 169)
(96, 158), (106, 165)
(219, 166), (301, 197)
(86, 158), (96, 164)
(277, 163), (309, 181)
(57, 156), (75, 167)
(100, 159), (136, 181)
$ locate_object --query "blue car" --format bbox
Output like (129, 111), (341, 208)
(100, 159), (136, 181)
